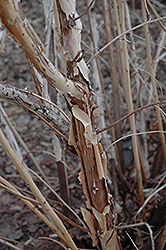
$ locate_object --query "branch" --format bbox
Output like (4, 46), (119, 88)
(0, 0), (82, 100)
(0, 83), (69, 140)
(87, 16), (166, 64)
(98, 100), (166, 134)
(0, 129), (78, 250)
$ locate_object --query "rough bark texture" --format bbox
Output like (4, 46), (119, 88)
(55, 1), (122, 248)
(0, 83), (70, 140)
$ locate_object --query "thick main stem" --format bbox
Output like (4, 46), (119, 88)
(71, 107), (122, 249)
(0, 0), (82, 99)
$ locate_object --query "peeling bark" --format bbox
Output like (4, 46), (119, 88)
(55, 0), (122, 246)
(0, 0), (82, 99)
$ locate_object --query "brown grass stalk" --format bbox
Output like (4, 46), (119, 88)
(112, 0), (127, 100)
(102, 0), (124, 176)
(0, 103), (51, 185)
(118, 0), (146, 221)
(157, 223), (166, 250)
(0, 128), (78, 250)
(87, 15), (166, 64)
(0, 176), (67, 244)
(146, 0), (166, 32)
(125, 2), (150, 180)
(0, 238), (22, 250)
(86, 0), (123, 184)
(141, 0), (166, 162)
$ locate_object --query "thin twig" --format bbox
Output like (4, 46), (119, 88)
(0, 236), (45, 250)
(135, 183), (166, 218)
(143, 0), (151, 20)
(0, 176), (67, 244)
(0, 182), (39, 205)
(0, 103), (51, 185)
(38, 237), (68, 250)
(132, 33), (166, 50)
(74, 0), (96, 21)
(137, 67), (164, 101)
(153, 173), (166, 193)
(0, 128), (78, 250)
(26, 165), (87, 229)
(98, 100), (166, 134)
(52, 208), (89, 233)
(0, 239), (22, 250)
(20, 102), (68, 141)
(118, 222), (155, 250)
(21, 89), (70, 122)
(146, 0), (166, 32)
(103, 130), (166, 152)
(42, 150), (70, 169)
(125, 231), (139, 250)
(87, 16), (166, 64)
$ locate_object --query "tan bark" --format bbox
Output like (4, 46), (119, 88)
(55, 2), (122, 247)
(0, 0), (82, 99)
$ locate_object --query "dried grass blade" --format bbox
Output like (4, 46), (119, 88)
(0, 128), (78, 250)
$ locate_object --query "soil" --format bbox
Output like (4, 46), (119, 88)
(0, 0), (166, 250)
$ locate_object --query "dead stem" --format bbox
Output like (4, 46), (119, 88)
(118, 0), (146, 221)
(102, 0), (124, 178)
(0, 128), (78, 250)
(98, 100), (166, 133)
(87, 16), (166, 64)
(141, 0), (166, 162)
